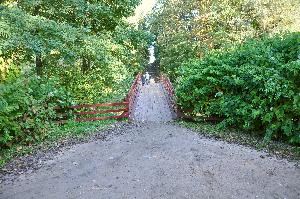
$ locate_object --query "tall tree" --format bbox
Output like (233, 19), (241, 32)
(145, 0), (300, 78)
(1, 0), (142, 75)
(18, 0), (141, 32)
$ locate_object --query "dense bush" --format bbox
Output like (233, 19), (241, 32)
(0, 73), (72, 147)
(176, 33), (300, 144)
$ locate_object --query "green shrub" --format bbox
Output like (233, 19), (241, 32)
(176, 32), (300, 144)
(0, 73), (72, 147)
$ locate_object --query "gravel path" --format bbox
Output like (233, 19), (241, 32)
(133, 82), (174, 122)
(1, 122), (299, 199)
(1, 81), (299, 199)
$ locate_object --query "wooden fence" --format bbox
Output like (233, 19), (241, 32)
(57, 73), (141, 123)
(68, 102), (129, 122)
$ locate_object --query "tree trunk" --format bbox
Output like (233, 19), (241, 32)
(33, 4), (42, 76)
(81, 57), (91, 73)
(36, 53), (42, 76)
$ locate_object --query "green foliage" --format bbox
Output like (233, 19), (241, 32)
(146, 0), (300, 79)
(0, 0), (151, 152)
(17, 0), (141, 32)
(0, 72), (72, 147)
(176, 33), (300, 144)
(146, 0), (300, 144)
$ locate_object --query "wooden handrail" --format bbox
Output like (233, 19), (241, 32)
(126, 73), (142, 119)
(160, 74), (178, 118)
(68, 102), (129, 109)
(126, 73), (141, 101)
(75, 114), (129, 122)
(56, 73), (142, 123)
(74, 108), (128, 116)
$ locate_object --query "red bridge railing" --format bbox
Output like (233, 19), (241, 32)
(56, 73), (141, 123)
(126, 73), (142, 119)
(68, 102), (129, 122)
(160, 74), (178, 118)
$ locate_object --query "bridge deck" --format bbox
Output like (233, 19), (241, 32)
(132, 81), (174, 122)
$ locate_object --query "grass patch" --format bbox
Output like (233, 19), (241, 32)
(0, 119), (118, 168)
(178, 120), (300, 161)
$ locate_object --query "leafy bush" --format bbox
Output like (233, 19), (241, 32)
(176, 33), (300, 144)
(0, 73), (72, 147)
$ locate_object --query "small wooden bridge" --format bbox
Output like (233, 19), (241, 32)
(133, 75), (177, 122)
(57, 73), (178, 123)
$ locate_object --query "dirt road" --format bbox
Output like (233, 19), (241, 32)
(1, 122), (300, 199)
(1, 81), (299, 198)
